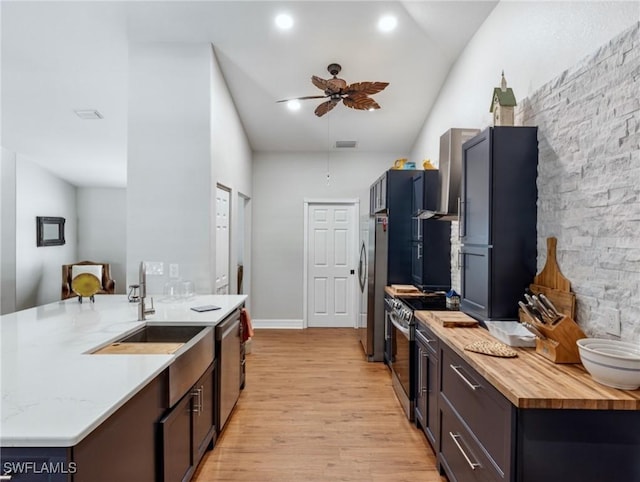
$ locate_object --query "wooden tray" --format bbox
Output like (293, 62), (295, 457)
(390, 284), (420, 293)
(93, 342), (184, 355)
(420, 310), (479, 327)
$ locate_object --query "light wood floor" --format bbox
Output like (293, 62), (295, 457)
(193, 328), (446, 482)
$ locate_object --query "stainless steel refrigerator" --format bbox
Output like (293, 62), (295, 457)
(360, 213), (388, 361)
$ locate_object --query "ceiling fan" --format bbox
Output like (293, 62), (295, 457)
(277, 63), (389, 117)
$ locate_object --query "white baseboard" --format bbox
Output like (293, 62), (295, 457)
(251, 319), (304, 329)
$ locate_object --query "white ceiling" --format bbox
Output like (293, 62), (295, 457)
(1, 1), (498, 188)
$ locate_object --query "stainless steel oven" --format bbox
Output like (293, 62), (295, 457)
(385, 294), (414, 420)
(385, 292), (447, 421)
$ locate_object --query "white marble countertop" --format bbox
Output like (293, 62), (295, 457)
(0, 294), (246, 447)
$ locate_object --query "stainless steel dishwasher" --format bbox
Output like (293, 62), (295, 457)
(216, 308), (241, 432)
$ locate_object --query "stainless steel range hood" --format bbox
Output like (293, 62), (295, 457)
(416, 128), (480, 220)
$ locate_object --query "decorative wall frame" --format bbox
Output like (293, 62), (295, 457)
(36, 216), (65, 247)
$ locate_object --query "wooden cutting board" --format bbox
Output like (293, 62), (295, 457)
(534, 237), (571, 291)
(528, 237), (576, 319)
(93, 342), (184, 355)
(420, 310), (479, 327)
(391, 284), (420, 293)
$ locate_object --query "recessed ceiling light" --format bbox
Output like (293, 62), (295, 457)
(275, 13), (294, 30)
(287, 99), (301, 111)
(378, 15), (397, 33)
(74, 109), (103, 120)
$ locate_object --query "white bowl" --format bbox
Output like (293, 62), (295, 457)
(579, 338), (640, 351)
(577, 338), (640, 390)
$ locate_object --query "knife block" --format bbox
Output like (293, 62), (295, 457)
(531, 315), (586, 364)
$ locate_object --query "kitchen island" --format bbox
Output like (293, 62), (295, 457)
(414, 310), (640, 482)
(0, 294), (246, 481)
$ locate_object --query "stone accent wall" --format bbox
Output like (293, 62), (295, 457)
(515, 22), (640, 341)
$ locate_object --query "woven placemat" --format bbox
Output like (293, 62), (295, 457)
(464, 340), (518, 358)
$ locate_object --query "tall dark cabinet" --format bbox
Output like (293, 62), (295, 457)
(460, 126), (538, 320)
(411, 170), (451, 291)
(363, 169), (417, 361)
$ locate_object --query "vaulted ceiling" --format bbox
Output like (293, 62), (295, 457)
(1, 1), (498, 187)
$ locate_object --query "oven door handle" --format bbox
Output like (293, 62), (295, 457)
(389, 314), (411, 338)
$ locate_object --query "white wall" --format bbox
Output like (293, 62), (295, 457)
(251, 150), (404, 323)
(127, 42), (214, 295)
(77, 187), (127, 294)
(210, 47), (253, 299)
(15, 155), (77, 309)
(1, 148), (17, 314)
(410, 1), (640, 164)
(127, 43), (252, 297)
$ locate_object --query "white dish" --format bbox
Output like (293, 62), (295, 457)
(577, 338), (640, 390)
(579, 338), (639, 348)
(580, 344), (640, 359)
(485, 321), (536, 347)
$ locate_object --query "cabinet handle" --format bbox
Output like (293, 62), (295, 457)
(449, 432), (481, 470)
(457, 250), (463, 270)
(417, 219), (422, 241)
(458, 197), (465, 239)
(417, 244), (422, 260)
(191, 387), (202, 414)
(450, 365), (480, 391)
(417, 349), (422, 394)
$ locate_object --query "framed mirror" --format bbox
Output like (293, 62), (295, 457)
(36, 216), (66, 247)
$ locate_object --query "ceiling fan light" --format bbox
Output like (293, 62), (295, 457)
(378, 15), (397, 33)
(275, 13), (294, 30)
(287, 99), (301, 111)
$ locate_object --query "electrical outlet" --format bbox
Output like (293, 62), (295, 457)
(603, 307), (621, 337)
(169, 264), (179, 279)
(146, 261), (164, 275)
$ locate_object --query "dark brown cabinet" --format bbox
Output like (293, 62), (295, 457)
(74, 373), (168, 482)
(370, 172), (388, 214)
(193, 362), (216, 462)
(411, 170), (451, 291)
(460, 127), (538, 320)
(159, 362), (216, 482)
(439, 345), (514, 481)
(414, 319), (439, 451)
(160, 388), (193, 482)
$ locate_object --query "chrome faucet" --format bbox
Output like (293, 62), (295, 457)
(137, 261), (155, 321)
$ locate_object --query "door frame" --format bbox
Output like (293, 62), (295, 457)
(303, 198), (360, 329)
(215, 184), (231, 294)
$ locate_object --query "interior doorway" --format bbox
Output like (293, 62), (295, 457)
(304, 199), (359, 328)
(236, 193), (251, 296)
(215, 185), (230, 294)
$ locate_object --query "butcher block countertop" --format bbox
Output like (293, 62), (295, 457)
(414, 310), (640, 411)
(384, 285), (446, 298)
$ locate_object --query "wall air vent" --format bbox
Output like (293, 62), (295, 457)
(335, 140), (357, 148)
(74, 110), (103, 120)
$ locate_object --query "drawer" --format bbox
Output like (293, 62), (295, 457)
(415, 319), (439, 356)
(440, 399), (503, 482)
(440, 345), (513, 476)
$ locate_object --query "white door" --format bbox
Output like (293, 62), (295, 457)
(307, 203), (357, 327)
(215, 186), (230, 294)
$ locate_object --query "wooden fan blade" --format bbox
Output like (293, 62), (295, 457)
(312, 75), (331, 91)
(276, 95), (328, 103)
(314, 99), (339, 117)
(326, 78), (347, 92)
(313, 76), (347, 94)
(343, 95), (380, 111)
(345, 81), (389, 96)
